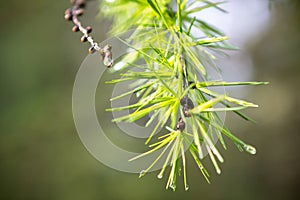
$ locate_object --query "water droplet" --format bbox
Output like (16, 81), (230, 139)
(157, 174), (163, 179)
(170, 183), (176, 191)
(185, 185), (190, 191)
(101, 45), (113, 68)
(215, 153), (224, 163)
(139, 170), (146, 177)
(103, 56), (113, 68)
(244, 145), (256, 155)
(136, 92), (141, 98)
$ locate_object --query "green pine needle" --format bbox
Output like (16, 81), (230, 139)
(101, 0), (267, 191)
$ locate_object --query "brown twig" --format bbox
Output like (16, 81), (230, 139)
(64, 0), (113, 67)
(176, 54), (195, 131)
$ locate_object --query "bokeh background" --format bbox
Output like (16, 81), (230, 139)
(1, 0), (300, 199)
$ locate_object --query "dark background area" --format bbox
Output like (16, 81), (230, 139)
(0, 0), (299, 199)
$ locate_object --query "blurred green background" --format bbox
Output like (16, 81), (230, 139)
(1, 0), (300, 199)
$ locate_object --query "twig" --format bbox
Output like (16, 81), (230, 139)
(64, 0), (113, 67)
(175, 54), (195, 132)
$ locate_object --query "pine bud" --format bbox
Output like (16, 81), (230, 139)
(72, 25), (80, 32)
(65, 8), (71, 15)
(89, 46), (96, 54)
(86, 26), (92, 34)
(81, 36), (88, 42)
(182, 106), (191, 117)
(64, 13), (73, 21)
(176, 118), (185, 132)
(180, 96), (194, 109)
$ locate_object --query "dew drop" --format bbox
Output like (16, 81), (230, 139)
(101, 45), (113, 68)
(170, 184), (176, 191)
(157, 174), (163, 179)
(139, 170), (146, 177)
(185, 185), (190, 191)
(244, 145), (257, 155)
(136, 91), (141, 98)
(103, 56), (113, 68)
